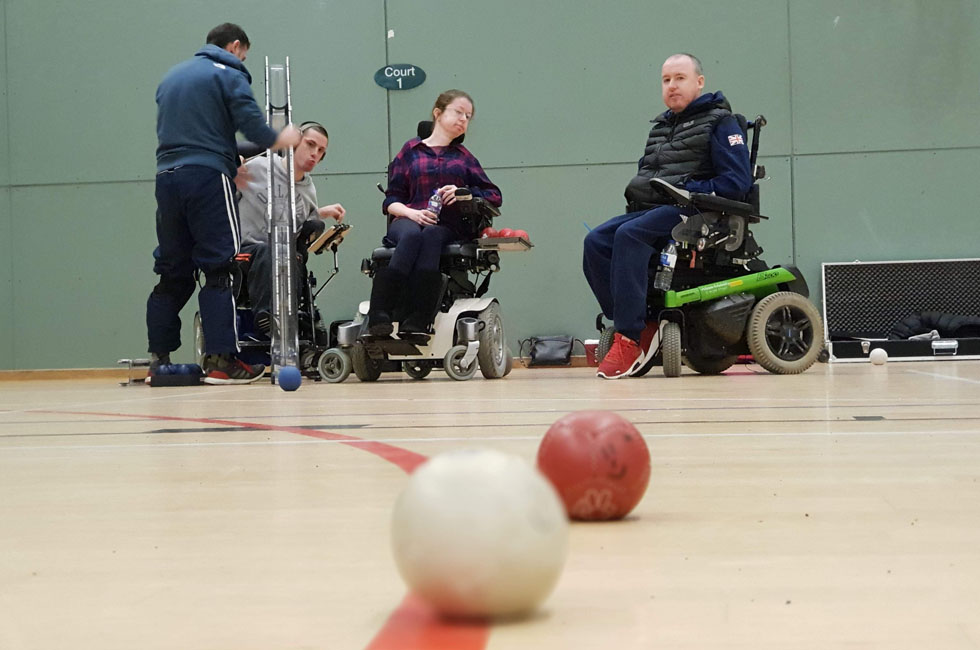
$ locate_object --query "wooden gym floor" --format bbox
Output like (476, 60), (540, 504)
(1, 360), (979, 650)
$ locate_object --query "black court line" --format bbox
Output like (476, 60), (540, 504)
(3, 400), (979, 427)
(150, 424), (369, 433)
(4, 415), (980, 440)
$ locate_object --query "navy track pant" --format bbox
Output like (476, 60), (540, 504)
(146, 165), (241, 355)
(582, 205), (684, 342)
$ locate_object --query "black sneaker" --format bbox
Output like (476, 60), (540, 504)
(202, 354), (266, 385)
(145, 353), (172, 384)
(254, 311), (273, 338)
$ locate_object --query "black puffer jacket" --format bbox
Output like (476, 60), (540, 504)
(624, 91), (733, 209)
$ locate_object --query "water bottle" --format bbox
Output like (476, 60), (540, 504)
(653, 240), (677, 291)
(426, 189), (443, 218)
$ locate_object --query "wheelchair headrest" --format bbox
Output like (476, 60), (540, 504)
(417, 120), (465, 146)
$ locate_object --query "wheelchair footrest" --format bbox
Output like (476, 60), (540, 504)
(361, 336), (426, 357)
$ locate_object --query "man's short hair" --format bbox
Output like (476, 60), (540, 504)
(300, 121), (329, 140)
(206, 23), (250, 49)
(668, 52), (704, 77)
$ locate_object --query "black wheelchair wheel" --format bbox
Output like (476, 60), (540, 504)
(351, 343), (383, 382)
(402, 361), (433, 380)
(661, 322), (682, 377)
(684, 352), (737, 375)
(746, 291), (823, 374)
(597, 326), (615, 363)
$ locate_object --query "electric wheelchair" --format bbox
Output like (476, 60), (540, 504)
(193, 221), (354, 381)
(333, 122), (526, 382)
(597, 115), (824, 377)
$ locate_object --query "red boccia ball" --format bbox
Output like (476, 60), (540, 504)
(480, 226), (498, 238)
(512, 229), (529, 240)
(537, 411), (651, 521)
(497, 228), (516, 238)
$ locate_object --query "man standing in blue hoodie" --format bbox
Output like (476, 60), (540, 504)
(584, 53), (753, 379)
(147, 23), (301, 384)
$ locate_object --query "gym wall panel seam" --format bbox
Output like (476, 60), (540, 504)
(2, 0), (12, 368)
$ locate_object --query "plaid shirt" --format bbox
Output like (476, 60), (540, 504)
(383, 138), (502, 217)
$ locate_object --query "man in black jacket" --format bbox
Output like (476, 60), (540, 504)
(584, 53), (753, 379)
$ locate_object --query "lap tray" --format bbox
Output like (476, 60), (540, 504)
(309, 223), (352, 254)
(476, 236), (533, 252)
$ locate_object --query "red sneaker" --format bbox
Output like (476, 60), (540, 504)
(629, 321), (662, 377)
(202, 354), (266, 385)
(596, 333), (642, 379)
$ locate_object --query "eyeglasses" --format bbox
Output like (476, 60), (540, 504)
(446, 107), (472, 120)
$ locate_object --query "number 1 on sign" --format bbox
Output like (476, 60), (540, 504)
(396, 78), (402, 88)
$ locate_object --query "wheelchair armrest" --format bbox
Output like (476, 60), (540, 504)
(688, 193), (767, 220)
(651, 178), (766, 220)
(650, 178), (691, 205)
(470, 196), (500, 218)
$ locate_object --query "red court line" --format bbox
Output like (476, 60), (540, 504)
(43, 410), (427, 473)
(41, 408), (490, 650)
(366, 594), (490, 650)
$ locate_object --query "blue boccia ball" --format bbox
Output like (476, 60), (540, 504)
(278, 366), (302, 392)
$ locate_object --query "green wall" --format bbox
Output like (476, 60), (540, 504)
(1, 0), (978, 369)
(1, 0), (11, 367)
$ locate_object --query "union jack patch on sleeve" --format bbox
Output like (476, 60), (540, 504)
(728, 134), (744, 146)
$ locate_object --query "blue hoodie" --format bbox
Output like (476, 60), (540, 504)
(657, 91), (753, 200)
(156, 44), (278, 177)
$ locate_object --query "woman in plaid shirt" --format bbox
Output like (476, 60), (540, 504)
(368, 89), (503, 337)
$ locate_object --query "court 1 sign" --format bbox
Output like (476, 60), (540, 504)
(374, 64), (426, 90)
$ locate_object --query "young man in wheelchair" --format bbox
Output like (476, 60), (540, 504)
(583, 53), (753, 379)
(235, 121), (346, 339)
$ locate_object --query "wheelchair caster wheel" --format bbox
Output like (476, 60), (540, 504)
(444, 344), (478, 381)
(318, 348), (352, 383)
(661, 322), (682, 378)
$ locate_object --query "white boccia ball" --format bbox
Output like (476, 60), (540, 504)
(870, 348), (888, 365)
(391, 448), (569, 618)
